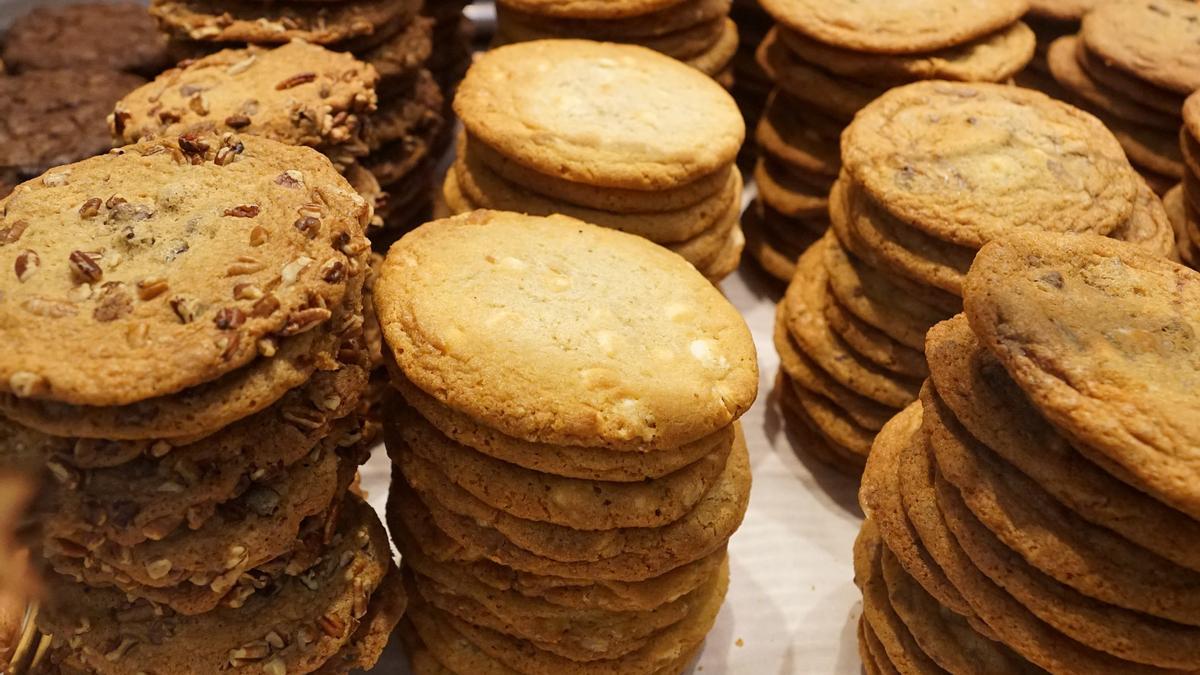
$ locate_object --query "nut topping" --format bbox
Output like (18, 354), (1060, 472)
(170, 295), (201, 323)
(224, 205), (260, 218)
(14, 250), (39, 282)
(79, 198), (102, 219)
(68, 251), (103, 284)
(214, 307), (246, 330)
(136, 277), (169, 301)
(276, 72), (317, 90)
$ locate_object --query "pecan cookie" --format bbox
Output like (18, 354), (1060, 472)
(454, 40), (744, 190)
(495, 0), (689, 20)
(0, 134), (370, 409)
(842, 81), (1139, 249)
(1, 3), (170, 76)
(39, 497), (397, 675)
(0, 69), (145, 179)
(964, 232), (1200, 522)
(112, 43), (380, 159)
(374, 210), (757, 451)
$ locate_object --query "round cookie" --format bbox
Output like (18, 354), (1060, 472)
(897, 423), (1160, 674)
(776, 374), (868, 475)
(453, 143), (741, 244)
(926, 317), (1200, 573)
(742, 203), (803, 283)
(0, 134), (370, 407)
(455, 40), (744, 190)
(843, 80), (1139, 248)
(859, 403), (973, 617)
(789, 379), (876, 460)
(964, 232), (1200, 522)
(756, 30), (882, 121)
(755, 90), (842, 179)
(1, 3), (170, 76)
(1026, 0), (1100, 22)
(783, 236), (923, 409)
(697, 224), (745, 283)
(370, 71), (445, 148)
(498, 12), (728, 60)
(495, 0), (730, 40)
(360, 16), (435, 88)
(1073, 38), (1185, 118)
(40, 497), (394, 675)
(112, 42), (380, 154)
(755, 157), (829, 220)
(496, 0), (689, 19)
(374, 210), (758, 451)
(387, 399), (732, 530)
(822, 296), (929, 379)
(401, 430), (750, 581)
(0, 69), (145, 178)
(776, 21), (1035, 85)
(935, 471), (1200, 670)
(462, 132), (734, 214)
(1046, 37), (1181, 132)
(1081, 0), (1200, 96)
(683, 18), (741, 76)
(384, 377), (725, 482)
(758, 0), (1028, 54)
(149, 0), (420, 46)
(1109, 178), (1178, 260)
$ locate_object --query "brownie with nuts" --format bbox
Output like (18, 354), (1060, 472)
(0, 68), (145, 188)
(2, 2), (171, 76)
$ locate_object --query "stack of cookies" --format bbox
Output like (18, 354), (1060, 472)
(1046, 0), (1200, 195)
(777, 80), (1176, 474)
(443, 40), (747, 284)
(374, 210), (758, 675)
(149, 0), (445, 240)
(491, 0), (739, 85)
(1167, 91), (1200, 268)
(857, 231), (1200, 674)
(745, 0), (1035, 282)
(0, 2), (169, 199)
(0, 134), (402, 674)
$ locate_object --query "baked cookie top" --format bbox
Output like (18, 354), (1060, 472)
(1026, 0), (1101, 22)
(495, 0), (689, 19)
(843, 81), (1138, 249)
(374, 210), (758, 451)
(1, 2), (170, 76)
(758, 0), (1028, 54)
(0, 69), (145, 176)
(150, 0), (420, 46)
(112, 42), (379, 153)
(454, 40), (743, 190)
(964, 232), (1200, 517)
(0, 134), (370, 407)
(1081, 0), (1200, 95)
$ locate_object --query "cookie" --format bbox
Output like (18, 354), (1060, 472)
(782, 236), (922, 409)
(388, 485), (729, 614)
(1046, 37), (1180, 132)
(822, 235), (954, 351)
(455, 40), (744, 190)
(822, 296), (929, 379)
(777, 20), (1035, 85)
(34, 366), (366, 549)
(370, 70), (444, 149)
(897, 420), (1153, 673)
(1074, 38), (1185, 118)
(400, 429), (749, 581)
(935, 470), (1200, 670)
(150, 0), (420, 46)
(1080, 0), (1200, 96)
(758, 0), (1027, 54)
(1026, 0), (1100, 22)
(755, 159), (828, 220)
(0, 69), (145, 176)
(462, 132), (734, 214)
(112, 42), (380, 158)
(963, 232), (1200, 521)
(843, 80), (1139, 248)
(374, 210), (757, 451)
(1165, 185), (1199, 267)
(39, 496), (394, 675)
(452, 139), (742, 244)
(496, 0), (729, 40)
(754, 89), (842, 180)
(858, 404), (974, 618)
(494, 0), (688, 20)
(1108, 178), (1178, 259)
(776, 373), (870, 475)
(682, 18), (740, 76)
(755, 30), (881, 121)
(0, 134), (370, 408)
(926, 316), (1200, 573)
(854, 521), (946, 675)
(498, 10), (726, 59)
(833, 177), (974, 297)
(1, 3), (169, 76)
(360, 17), (435, 90)
(663, 195), (741, 269)
(742, 203), (802, 282)
(386, 398), (731, 530)
(929, 391), (1200, 627)
(697, 224), (744, 283)
(1085, 107), (1186, 180)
